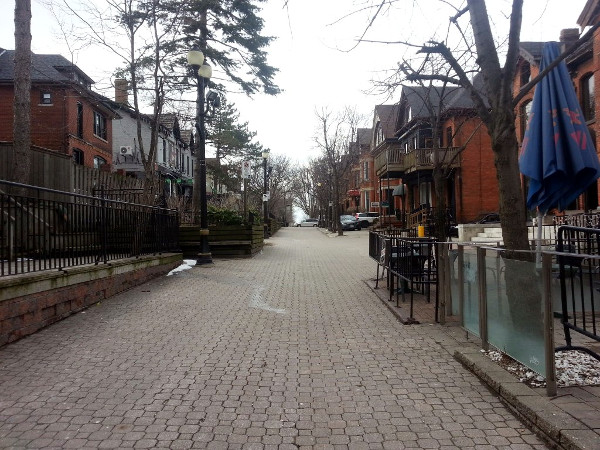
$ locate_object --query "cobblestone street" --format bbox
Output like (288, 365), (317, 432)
(0, 227), (547, 449)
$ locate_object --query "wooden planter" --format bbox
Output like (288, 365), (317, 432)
(179, 225), (264, 259)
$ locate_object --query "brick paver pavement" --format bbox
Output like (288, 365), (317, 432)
(0, 227), (547, 449)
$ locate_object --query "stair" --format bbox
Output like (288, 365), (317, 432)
(470, 226), (503, 244)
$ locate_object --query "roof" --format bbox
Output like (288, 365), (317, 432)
(519, 42), (545, 65)
(356, 128), (372, 146)
(374, 105), (399, 139)
(398, 85), (475, 127)
(519, 40), (593, 68)
(578, 0), (600, 28)
(0, 49), (95, 85)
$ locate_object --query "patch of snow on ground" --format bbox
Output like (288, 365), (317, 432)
(167, 259), (196, 276)
(483, 349), (600, 387)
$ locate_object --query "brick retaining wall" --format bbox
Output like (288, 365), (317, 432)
(0, 253), (182, 347)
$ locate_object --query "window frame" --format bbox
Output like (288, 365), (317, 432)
(40, 92), (52, 105)
(93, 111), (107, 141)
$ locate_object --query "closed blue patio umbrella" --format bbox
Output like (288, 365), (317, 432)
(519, 41), (600, 258)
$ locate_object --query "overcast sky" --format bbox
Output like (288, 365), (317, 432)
(0, 0), (590, 164)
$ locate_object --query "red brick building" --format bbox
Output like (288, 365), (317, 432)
(366, 86), (499, 228)
(0, 49), (117, 168)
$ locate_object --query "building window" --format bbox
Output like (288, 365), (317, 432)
(520, 100), (533, 140)
(363, 161), (369, 181)
(72, 148), (84, 165)
(93, 156), (107, 169)
(375, 123), (384, 146)
(93, 111), (107, 140)
(162, 139), (167, 163)
(187, 156), (190, 175)
(520, 61), (531, 87)
(446, 127), (453, 147)
(40, 92), (52, 105)
(581, 73), (595, 122)
(77, 103), (84, 138)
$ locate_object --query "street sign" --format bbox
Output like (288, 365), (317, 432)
(263, 192), (270, 201)
(241, 160), (251, 179)
(381, 201), (389, 207)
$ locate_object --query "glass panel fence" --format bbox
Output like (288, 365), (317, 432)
(485, 250), (546, 377)
(462, 249), (479, 336)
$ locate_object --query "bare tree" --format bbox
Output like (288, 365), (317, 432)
(12, 0), (32, 185)
(314, 107), (365, 235)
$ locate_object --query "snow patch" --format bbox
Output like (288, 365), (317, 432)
(167, 259), (196, 276)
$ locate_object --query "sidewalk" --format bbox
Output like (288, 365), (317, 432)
(362, 240), (600, 450)
(0, 227), (590, 448)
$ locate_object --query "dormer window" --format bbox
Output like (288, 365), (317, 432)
(40, 92), (52, 105)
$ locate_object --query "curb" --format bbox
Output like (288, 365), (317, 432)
(455, 350), (600, 450)
(365, 278), (600, 450)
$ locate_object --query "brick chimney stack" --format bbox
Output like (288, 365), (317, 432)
(560, 28), (580, 50)
(114, 78), (129, 105)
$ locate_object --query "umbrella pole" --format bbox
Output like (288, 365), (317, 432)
(536, 210), (544, 266)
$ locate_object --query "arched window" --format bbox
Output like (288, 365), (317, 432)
(581, 73), (595, 122)
(520, 61), (531, 87)
(375, 122), (384, 146)
(93, 156), (107, 169)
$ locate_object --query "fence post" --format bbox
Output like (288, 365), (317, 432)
(437, 243), (446, 325)
(458, 245), (464, 326)
(542, 251), (557, 396)
(477, 246), (489, 351)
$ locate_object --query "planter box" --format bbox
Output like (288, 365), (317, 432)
(179, 225), (264, 259)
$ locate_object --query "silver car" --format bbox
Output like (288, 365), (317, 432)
(296, 218), (319, 227)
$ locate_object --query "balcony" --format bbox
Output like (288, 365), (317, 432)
(374, 147), (461, 176)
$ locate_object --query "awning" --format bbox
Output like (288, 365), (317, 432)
(347, 189), (360, 197)
(392, 184), (406, 196)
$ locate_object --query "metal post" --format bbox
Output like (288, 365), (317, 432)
(477, 246), (488, 351)
(195, 73), (212, 265)
(543, 252), (557, 396)
(263, 155), (268, 238)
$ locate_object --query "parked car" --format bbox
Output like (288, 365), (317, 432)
(355, 212), (379, 227)
(340, 215), (361, 231)
(296, 218), (319, 227)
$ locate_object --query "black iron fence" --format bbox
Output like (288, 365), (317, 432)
(556, 225), (600, 360)
(1, 180), (179, 277)
(369, 230), (439, 323)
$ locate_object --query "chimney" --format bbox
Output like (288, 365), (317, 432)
(114, 78), (128, 105)
(559, 28), (579, 50)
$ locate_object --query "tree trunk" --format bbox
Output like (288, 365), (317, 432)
(490, 114), (531, 255)
(432, 165), (448, 242)
(12, 0), (32, 186)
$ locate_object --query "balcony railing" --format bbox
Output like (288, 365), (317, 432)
(374, 147), (461, 176)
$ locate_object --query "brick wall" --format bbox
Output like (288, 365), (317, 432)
(450, 117), (500, 222)
(0, 84), (113, 167)
(0, 254), (181, 347)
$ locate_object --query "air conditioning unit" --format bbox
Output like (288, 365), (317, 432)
(119, 145), (132, 155)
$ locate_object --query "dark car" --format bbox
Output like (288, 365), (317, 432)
(340, 215), (361, 231)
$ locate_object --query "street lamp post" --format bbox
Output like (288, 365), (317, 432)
(188, 49), (215, 265)
(262, 150), (269, 238)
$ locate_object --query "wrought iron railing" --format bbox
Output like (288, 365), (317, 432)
(0, 180), (179, 277)
(556, 225), (600, 361)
